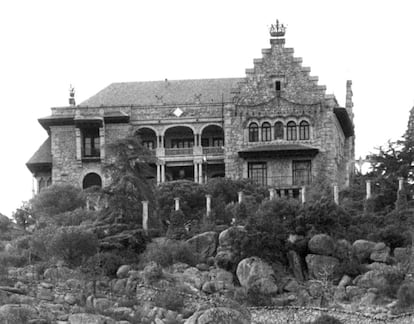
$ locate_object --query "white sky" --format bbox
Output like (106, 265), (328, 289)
(0, 0), (413, 216)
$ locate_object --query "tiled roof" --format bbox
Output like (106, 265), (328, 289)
(26, 137), (52, 172)
(79, 78), (244, 107)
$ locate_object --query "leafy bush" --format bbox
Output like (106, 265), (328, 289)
(140, 240), (199, 268)
(30, 184), (85, 226)
(312, 315), (343, 324)
(166, 210), (187, 240)
(243, 198), (300, 265)
(397, 281), (414, 308)
(29, 226), (57, 260)
(48, 226), (99, 267)
(53, 208), (99, 227)
(156, 180), (206, 228)
(82, 252), (126, 277)
(333, 258), (366, 278)
(153, 287), (185, 312)
(0, 251), (29, 268)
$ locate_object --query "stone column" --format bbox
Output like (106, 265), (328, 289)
(194, 163), (199, 183)
(156, 164), (161, 185)
(398, 177), (404, 192)
(366, 180), (372, 199)
(99, 126), (105, 160)
(333, 184), (339, 205)
(301, 186), (306, 204)
(174, 197), (180, 211)
(142, 201), (149, 233)
(206, 194), (212, 216)
(238, 191), (243, 203)
(198, 163), (203, 184)
(269, 188), (275, 200)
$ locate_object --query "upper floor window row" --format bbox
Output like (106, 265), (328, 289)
(248, 120), (310, 142)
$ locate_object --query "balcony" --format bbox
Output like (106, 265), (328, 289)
(165, 147), (194, 156)
(202, 146), (224, 155)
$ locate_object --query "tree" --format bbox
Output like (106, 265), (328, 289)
(12, 201), (35, 230)
(102, 136), (156, 224)
(30, 184), (85, 226)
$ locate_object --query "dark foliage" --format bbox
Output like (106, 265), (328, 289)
(311, 314), (343, 324)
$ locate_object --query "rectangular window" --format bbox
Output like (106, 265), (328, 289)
(142, 140), (154, 149)
(212, 138), (224, 147)
(171, 139), (194, 148)
(292, 160), (311, 186)
(83, 128), (100, 158)
(201, 138), (209, 147)
(248, 162), (267, 186)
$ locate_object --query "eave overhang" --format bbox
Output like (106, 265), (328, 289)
(334, 107), (354, 137)
(238, 144), (319, 158)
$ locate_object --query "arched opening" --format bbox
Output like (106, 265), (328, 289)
(201, 125), (224, 154)
(299, 121), (310, 140)
(164, 126), (194, 153)
(274, 121), (284, 140)
(261, 122), (271, 142)
(287, 121), (297, 141)
(248, 123), (259, 142)
(83, 173), (102, 189)
(136, 127), (157, 149)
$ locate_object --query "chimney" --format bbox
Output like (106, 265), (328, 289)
(69, 85), (76, 106)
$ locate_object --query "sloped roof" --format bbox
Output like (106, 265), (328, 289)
(79, 78), (244, 107)
(26, 137), (52, 172)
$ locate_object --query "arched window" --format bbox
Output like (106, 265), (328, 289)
(83, 173), (102, 189)
(287, 121), (297, 141)
(261, 122), (271, 142)
(249, 123), (259, 142)
(274, 122), (284, 140)
(38, 178), (45, 192)
(299, 121), (310, 140)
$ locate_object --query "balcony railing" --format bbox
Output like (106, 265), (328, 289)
(267, 174), (312, 187)
(165, 148), (193, 156)
(202, 146), (224, 155)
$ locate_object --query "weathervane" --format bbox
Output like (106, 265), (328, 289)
(269, 20), (286, 37)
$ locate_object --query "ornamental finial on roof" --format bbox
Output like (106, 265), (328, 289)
(69, 84), (76, 106)
(269, 20), (286, 38)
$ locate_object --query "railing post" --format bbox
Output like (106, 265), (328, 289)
(366, 180), (372, 200)
(333, 184), (339, 205)
(238, 191), (243, 204)
(142, 201), (149, 233)
(174, 197), (180, 211)
(301, 186), (306, 204)
(269, 188), (275, 200)
(206, 194), (212, 217)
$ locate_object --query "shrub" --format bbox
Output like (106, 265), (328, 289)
(48, 226), (99, 267)
(166, 210), (187, 240)
(312, 315), (343, 324)
(243, 198), (300, 265)
(0, 251), (28, 268)
(30, 184), (85, 221)
(53, 208), (99, 227)
(156, 180), (206, 227)
(153, 287), (184, 312)
(29, 226), (57, 260)
(397, 282), (414, 308)
(82, 252), (126, 277)
(140, 240), (199, 268)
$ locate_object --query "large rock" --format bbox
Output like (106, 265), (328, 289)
(186, 231), (218, 261)
(287, 250), (305, 281)
(202, 268), (234, 294)
(305, 254), (339, 280)
(308, 234), (335, 256)
(352, 239), (376, 262)
(370, 242), (391, 263)
(394, 247), (410, 264)
(182, 267), (209, 290)
(354, 265), (403, 291)
(116, 265), (132, 279)
(335, 239), (352, 260)
(215, 226), (247, 271)
(68, 313), (116, 324)
(236, 257), (278, 295)
(0, 304), (38, 322)
(184, 307), (250, 324)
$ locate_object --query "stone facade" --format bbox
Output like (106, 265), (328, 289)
(27, 24), (354, 196)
